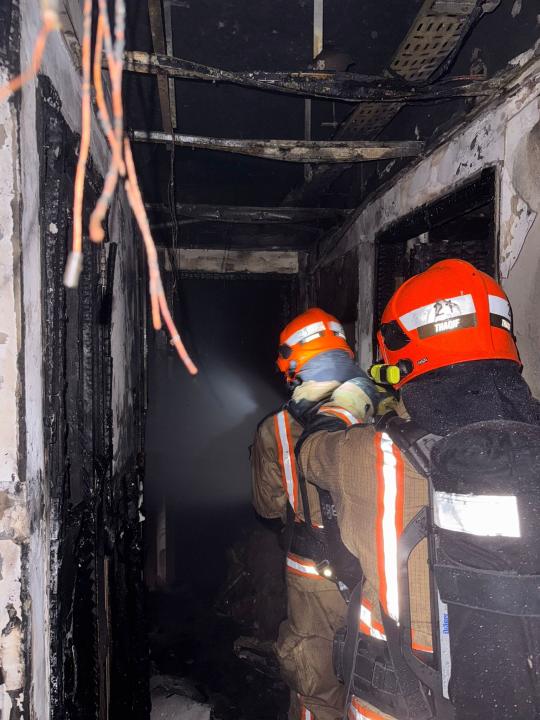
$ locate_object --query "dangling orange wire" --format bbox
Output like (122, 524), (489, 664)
(1, 0), (197, 375)
(89, 0), (127, 243)
(124, 138), (197, 374)
(64, 0), (93, 287)
(0, 9), (59, 102)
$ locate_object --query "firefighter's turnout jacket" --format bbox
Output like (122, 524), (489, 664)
(298, 404), (432, 720)
(252, 403), (355, 720)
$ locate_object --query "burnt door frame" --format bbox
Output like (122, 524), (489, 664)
(37, 75), (114, 720)
(372, 167), (498, 357)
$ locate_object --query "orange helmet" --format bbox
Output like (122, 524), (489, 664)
(277, 308), (353, 380)
(377, 259), (520, 389)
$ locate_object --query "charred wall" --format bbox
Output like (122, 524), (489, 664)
(0, 0), (152, 716)
(36, 77), (148, 719)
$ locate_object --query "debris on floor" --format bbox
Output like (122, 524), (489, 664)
(151, 675), (211, 720)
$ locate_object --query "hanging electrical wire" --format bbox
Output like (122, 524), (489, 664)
(89, 4), (126, 244)
(124, 138), (197, 374)
(64, 0), (93, 288)
(0, 5), (59, 102)
(0, 0), (197, 375)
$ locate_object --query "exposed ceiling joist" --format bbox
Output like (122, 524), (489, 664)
(145, 203), (352, 223)
(131, 131), (424, 162)
(123, 50), (495, 103)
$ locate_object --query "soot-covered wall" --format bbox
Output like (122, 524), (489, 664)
(145, 272), (296, 592)
(1, 0), (151, 715)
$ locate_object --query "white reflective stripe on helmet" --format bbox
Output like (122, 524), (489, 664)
(274, 411), (298, 513)
(488, 294), (512, 331)
(286, 553), (322, 579)
(488, 294), (511, 321)
(285, 321), (326, 347)
(434, 492), (521, 537)
(399, 294), (476, 331)
(329, 320), (346, 338)
(375, 432), (403, 623)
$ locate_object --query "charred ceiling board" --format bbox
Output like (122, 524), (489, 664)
(132, 130), (424, 162)
(123, 51), (496, 103)
(162, 247), (299, 274)
(146, 203), (352, 223)
(284, 0), (485, 205)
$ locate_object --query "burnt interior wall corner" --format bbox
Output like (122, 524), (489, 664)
(37, 75), (149, 719)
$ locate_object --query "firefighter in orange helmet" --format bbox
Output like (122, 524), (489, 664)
(251, 308), (386, 720)
(297, 260), (540, 720)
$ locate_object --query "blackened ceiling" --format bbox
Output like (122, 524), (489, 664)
(123, 0), (539, 251)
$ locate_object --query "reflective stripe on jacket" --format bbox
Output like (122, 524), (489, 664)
(297, 413), (432, 651)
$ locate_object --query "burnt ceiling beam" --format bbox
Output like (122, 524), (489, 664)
(147, 0), (174, 135)
(145, 203), (352, 224)
(131, 130), (424, 162)
(123, 50), (496, 103)
(153, 222), (320, 250)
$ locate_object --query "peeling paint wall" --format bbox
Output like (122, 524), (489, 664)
(326, 56), (540, 395)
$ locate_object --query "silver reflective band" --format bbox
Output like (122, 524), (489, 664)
(399, 294), (476, 332)
(434, 492), (521, 537)
(489, 294), (512, 330)
(285, 320), (326, 347)
(488, 294), (511, 321)
(329, 320), (346, 338)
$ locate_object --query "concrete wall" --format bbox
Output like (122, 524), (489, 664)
(0, 0), (144, 716)
(321, 52), (540, 396)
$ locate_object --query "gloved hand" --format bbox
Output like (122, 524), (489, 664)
(374, 384), (399, 418)
(324, 377), (398, 424)
(326, 376), (380, 423)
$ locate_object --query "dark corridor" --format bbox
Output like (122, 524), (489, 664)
(144, 272), (296, 718)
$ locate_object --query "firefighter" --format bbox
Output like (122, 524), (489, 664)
(297, 259), (540, 720)
(251, 308), (383, 720)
